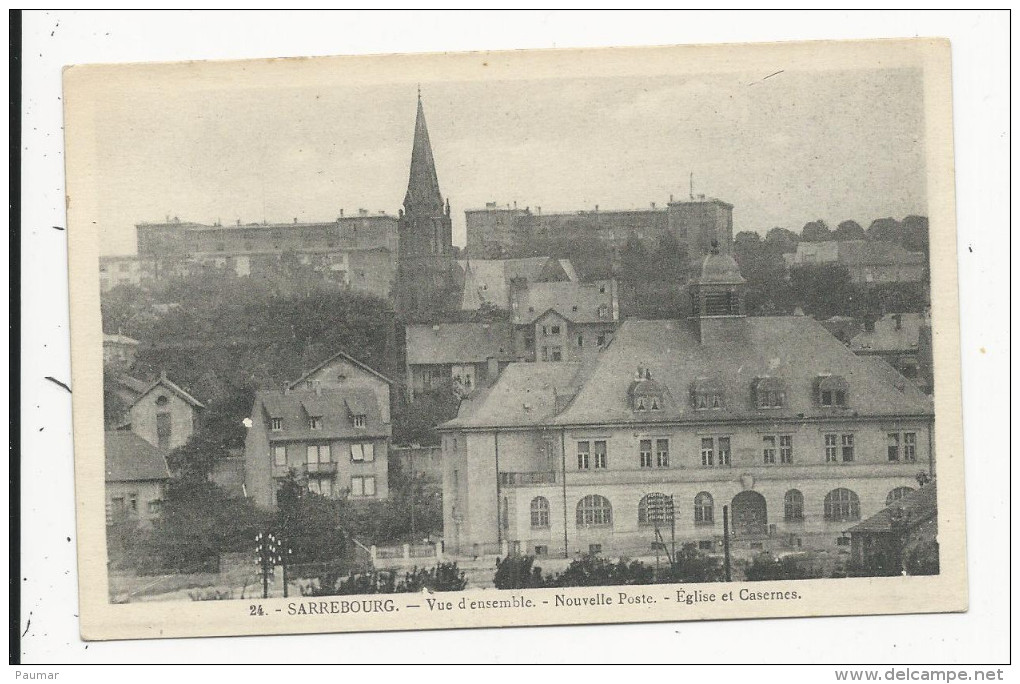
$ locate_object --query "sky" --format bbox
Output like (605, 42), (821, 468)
(91, 67), (926, 255)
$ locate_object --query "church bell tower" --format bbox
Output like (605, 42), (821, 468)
(395, 92), (457, 321)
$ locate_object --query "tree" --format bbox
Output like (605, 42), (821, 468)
(900, 215), (930, 254)
(276, 473), (350, 564)
(744, 552), (822, 581)
(787, 263), (852, 318)
(765, 227), (800, 253)
(150, 479), (268, 572)
(392, 382), (462, 446)
(834, 220), (866, 240)
(866, 217), (902, 243)
(800, 220), (831, 242)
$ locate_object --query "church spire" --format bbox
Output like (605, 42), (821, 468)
(404, 94), (443, 214)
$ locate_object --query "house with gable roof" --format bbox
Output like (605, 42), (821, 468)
(126, 372), (205, 452)
(244, 349), (393, 510)
(438, 251), (934, 558)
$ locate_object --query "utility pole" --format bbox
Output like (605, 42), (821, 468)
(722, 505), (732, 582)
(255, 531), (282, 599)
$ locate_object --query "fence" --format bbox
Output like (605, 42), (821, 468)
(368, 542), (441, 568)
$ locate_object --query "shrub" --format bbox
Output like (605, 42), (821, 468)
(493, 555), (548, 589)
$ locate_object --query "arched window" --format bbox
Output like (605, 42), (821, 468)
(784, 489), (804, 521)
(694, 492), (714, 525)
(637, 493), (668, 526)
(824, 488), (861, 522)
(155, 395), (169, 406)
(530, 496), (550, 529)
(886, 487), (915, 507)
(576, 495), (612, 528)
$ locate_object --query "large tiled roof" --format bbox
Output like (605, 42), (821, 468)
(510, 280), (616, 325)
(254, 387), (390, 441)
(847, 481), (937, 534)
(105, 431), (171, 482)
(551, 316), (933, 427)
(442, 362), (588, 429)
(406, 322), (513, 366)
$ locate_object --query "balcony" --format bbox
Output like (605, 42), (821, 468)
(272, 462), (337, 478)
(499, 471), (557, 487)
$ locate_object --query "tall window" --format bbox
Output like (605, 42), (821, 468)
(530, 497), (550, 528)
(694, 492), (714, 524)
(593, 440), (607, 469)
(780, 435), (793, 464)
(551, 347), (563, 361)
(784, 490), (804, 521)
(841, 434), (855, 462)
(763, 436), (777, 464)
(576, 495), (612, 528)
(308, 416), (322, 430)
(639, 439), (653, 468)
(903, 433), (916, 461)
(825, 434), (839, 462)
(306, 444), (329, 467)
(351, 443), (375, 462)
(700, 437), (714, 466)
(889, 432), (917, 462)
(351, 475), (376, 497)
(718, 437), (731, 466)
(886, 487), (915, 506)
(577, 441), (590, 469)
(887, 433), (900, 461)
(353, 414), (367, 428)
(156, 412), (172, 450)
(273, 445), (287, 467)
(824, 488), (861, 522)
(271, 417), (283, 432)
(656, 439), (670, 467)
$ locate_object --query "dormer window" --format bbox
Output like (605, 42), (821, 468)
(353, 414), (366, 428)
(635, 396), (647, 411)
(816, 375), (849, 408)
(692, 378), (725, 410)
(271, 417), (283, 431)
(754, 377), (787, 409)
(597, 304), (609, 319)
(628, 367), (665, 412)
(308, 416), (322, 430)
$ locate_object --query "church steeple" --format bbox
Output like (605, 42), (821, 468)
(404, 93), (444, 215)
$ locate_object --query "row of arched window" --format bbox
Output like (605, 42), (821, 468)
(528, 486), (916, 529)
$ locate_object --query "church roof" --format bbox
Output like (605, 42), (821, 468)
(403, 95), (443, 212)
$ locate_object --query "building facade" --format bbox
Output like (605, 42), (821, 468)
(439, 254), (934, 559)
(405, 322), (514, 399)
(510, 279), (620, 364)
(244, 352), (393, 510)
(105, 431), (172, 526)
(465, 196), (734, 264)
(103, 333), (140, 369)
(784, 240), (926, 285)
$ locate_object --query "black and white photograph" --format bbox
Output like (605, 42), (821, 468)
(58, 34), (968, 641)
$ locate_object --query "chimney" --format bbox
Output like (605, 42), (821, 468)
(651, 202), (656, 210)
(340, 209), (344, 218)
(293, 217), (298, 224)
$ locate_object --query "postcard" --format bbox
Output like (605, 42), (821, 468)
(63, 37), (966, 640)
